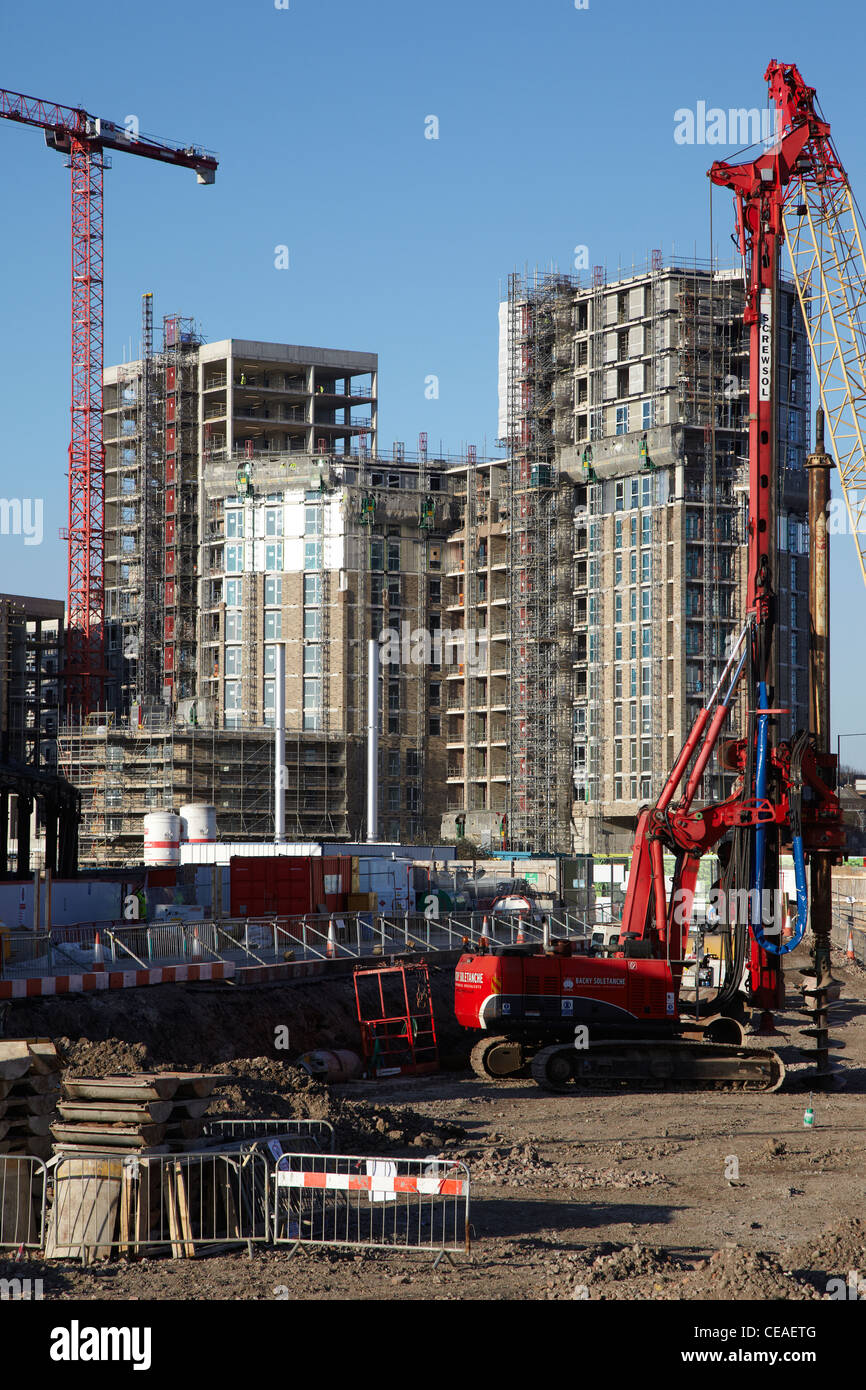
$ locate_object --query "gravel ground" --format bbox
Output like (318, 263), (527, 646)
(4, 944), (865, 1302)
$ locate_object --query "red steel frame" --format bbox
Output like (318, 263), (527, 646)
(0, 87), (217, 713)
(353, 962), (440, 1077)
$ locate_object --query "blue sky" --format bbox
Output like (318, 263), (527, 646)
(1, 0), (865, 743)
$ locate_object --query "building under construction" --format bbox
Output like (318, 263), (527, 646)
(442, 254), (811, 855)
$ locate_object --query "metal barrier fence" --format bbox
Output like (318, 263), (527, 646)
(200, 1118), (336, 1153)
(44, 1150), (271, 1261)
(0, 1156), (47, 1250)
(1, 908), (611, 983)
(272, 1152), (470, 1265)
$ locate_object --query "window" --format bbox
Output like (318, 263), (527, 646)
(429, 579), (441, 604)
(641, 740), (652, 773)
(614, 668), (622, 698)
(303, 574), (321, 607)
(614, 630), (622, 660)
(630, 516), (637, 546)
(387, 576), (401, 607)
(387, 540), (401, 571)
(630, 666), (637, 697)
(614, 703), (623, 736)
(642, 400), (652, 430)
(429, 715), (441, 736)
(614, 555), (622, 585)
(614, 742), (623, 774)
(616, 406), (628, 436)
(629, 552), (637, 584)
(614, 594), (622, 624)
(225, 508), (244, 538)
(263, 680), (275, 711)
(225, 646), (242, 676)
(225, 681), (242, 711)
(641, 514), (652, 546)
(304, 645), (322, 675)
(225, 578), (242, 606)
(265, 576), (282, 606)
(303, 678), (321, 730)
(641, 626), (652, 658)
(641, 475), (652, 508)
(264, 645), (278, 675)
(641, 550), (651, 582)
(225, 611), (242, 641)
(304, 609), (322, 640)
(641, 666), (651, 697)
(615, 481), (624, 511)
(225, 543), (244, 573)
(370, 574), (384, 606)
(642, 700), (652, 734)
(304, 505), (322, 535)
(630, 629), (637, 660)
(266, 508), (283, 537)
(430, 681), (441, 706)
(302, 541), (319, 570)
(615, 519), (623, 550)
(264, 610), (282, 639)
(641, 589), (651, 621)
(614, 778), (623, 801)
(370, 538), (384, 570)
(629, 590), (637, 623)
(388, 680), (401, 711)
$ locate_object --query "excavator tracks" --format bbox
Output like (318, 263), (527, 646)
(530, 1039), (786, 1093)
(470, 1036), (531, 1080)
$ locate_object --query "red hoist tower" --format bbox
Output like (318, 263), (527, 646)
(0, 88), (217, 714)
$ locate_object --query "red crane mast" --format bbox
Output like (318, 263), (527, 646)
(0, 88), (217, 714)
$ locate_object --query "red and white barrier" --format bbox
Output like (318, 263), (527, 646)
(0, 961), (235, 999)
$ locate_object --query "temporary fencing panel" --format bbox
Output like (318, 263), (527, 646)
(272, 1152), (470, 1263)
(200, 1118), (336, 1152)
(44, 1150), (271, 1260)
(0, 1155), (47, 1249)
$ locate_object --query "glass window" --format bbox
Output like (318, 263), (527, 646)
(304, 609), (322, 640)
(616, 406), (628, 436)
(430, 681), (441, 706)
(614, 704), (623, 736)
(266, 541), (284, 571)
(614, 519), (623, 550)
(305, 505), (323, 535)
(225, 680), (242, 711)
(629, 552), (637, 583)
(265, 575), (282, 606)
(642, 700), (652, 734)
(642, 514), (652, 545)
(225, 543), (244, 573)
(630, 516), (637, 546)
(614, 555), (622, 585)
(614, 594), (622, 624)
(388, 750), (400, 778)
(614, 668), (622, 698)
(641, 550), (651, 582)
(615, 481), (624, 511)
(629, 590), (637, 623)
(264, 645), (278, 675)
(303, 574), (321, 606)
(642, 666), (652, 696)
(630, 666), (637, 697)
(370, 538), (384, 570)
(641, 475), (652, 508)
(614, 630), (622, 660)
(641, 740), (652, 772)
(225, 611), (242, 641)
(641, 589), (651, 620)
(630, 702), (637, 734)
(387, 540), (401, 571)
(225, 508), (244, 538)
(387, 576), (401, 607)
(264, 679), (275, 710)
(630, 478), (639, 510)
(266, 508), (283, 537)
(303, 678), (322, 730)
(225, 578), (242, 607)
(642, 626), (652, 658)
(304, 645), (322, 675)
(225, 646), (242, 676)
(264, 610), (282, 639)
(630, 629), (637, 660)
(642, 400), (652, 430)
(303, 540), (321, 570)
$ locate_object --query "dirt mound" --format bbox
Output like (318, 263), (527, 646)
(668, 1245), (822, 1301)
(57, 1037), (152, 1076)
(459, 1142), (669, 1192)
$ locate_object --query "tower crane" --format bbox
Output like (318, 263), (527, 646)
(0, 88), (218, 714)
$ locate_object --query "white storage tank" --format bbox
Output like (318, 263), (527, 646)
(179, 803), (217, 845)
(143, 812), (182, 868)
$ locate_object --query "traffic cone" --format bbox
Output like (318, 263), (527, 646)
(847, 928), (856, 963)
(782, 902), (794, 942)
(93, 930), (105, 968)
(192, 925), (202, 960)
(326, 918), (337, 959)
(516, 913), (526, 944)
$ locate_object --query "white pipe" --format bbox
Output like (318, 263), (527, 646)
(367, 637), (379, 842)
(274, 642), (286, 843)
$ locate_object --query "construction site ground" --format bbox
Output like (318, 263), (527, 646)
(4, 942), (866, 1303)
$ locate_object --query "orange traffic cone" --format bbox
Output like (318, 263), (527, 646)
(192, 925), (202, 960)
(93, 930), (105, 969)
(847, 928), (856, 963)
(516, 913), (526, 944)
(326, 918), (337, 959)
(478, 915), (489, 950)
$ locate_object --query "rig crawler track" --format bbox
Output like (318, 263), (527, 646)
(531, 1039), (786, 1093)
